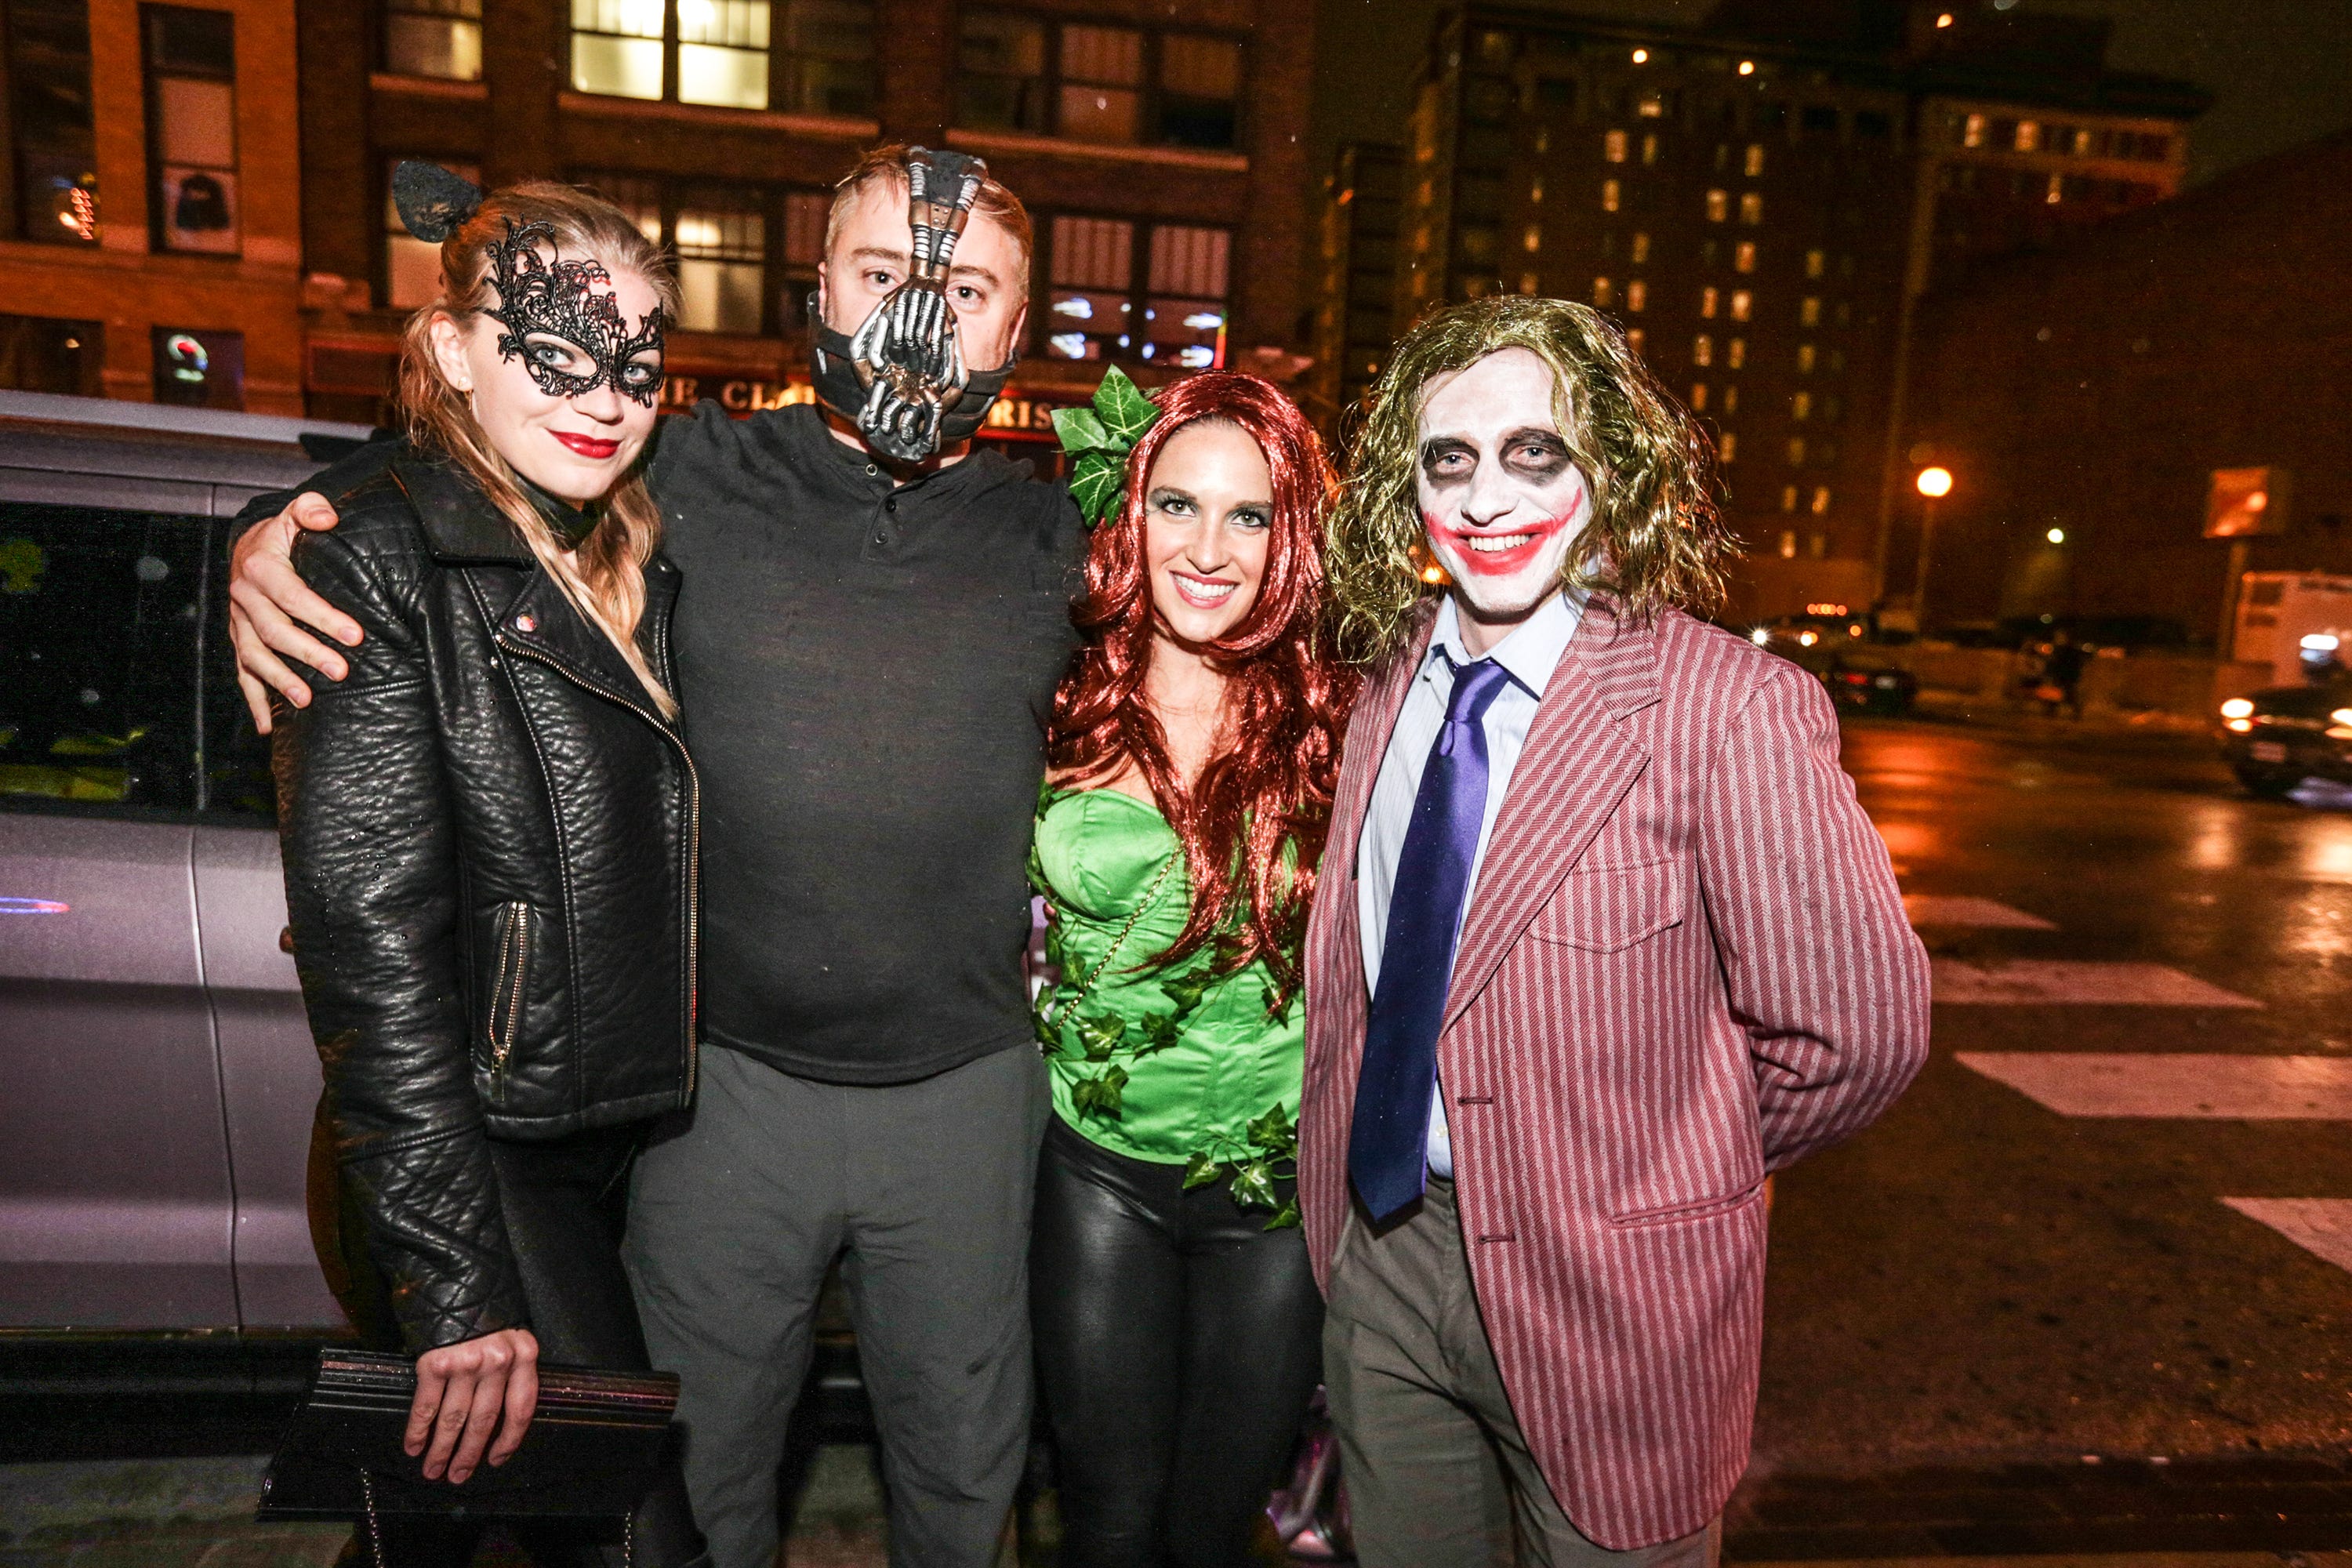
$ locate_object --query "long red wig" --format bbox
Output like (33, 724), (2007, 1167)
(1048, 372), (1359, 1002)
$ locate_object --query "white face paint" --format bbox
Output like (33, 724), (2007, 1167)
(1415, 347), (1593, 652)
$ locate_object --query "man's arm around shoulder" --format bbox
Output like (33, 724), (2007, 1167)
(1694, 660), (1930, 1171)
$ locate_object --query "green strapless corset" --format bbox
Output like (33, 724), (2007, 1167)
(1029, 786), (1302, 1225)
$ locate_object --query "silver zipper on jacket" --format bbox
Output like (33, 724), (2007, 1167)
(489, 901), (530, 1099)
(493, 632), (701, 1105)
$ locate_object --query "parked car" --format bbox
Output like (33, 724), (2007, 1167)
(0, 392), (381, 1388)
(2216, 680), (2352, 798)
(1747, 616), (1920, 717)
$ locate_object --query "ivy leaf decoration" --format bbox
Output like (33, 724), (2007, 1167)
(1071, 1064), (1130, 1120)
(1243, 1101), (1298, 1158)
(1031, 1007), (1062, 1053)
(1263, 1194), (1302, 1232)
(1052, 365), (1163, 528)
(1230, 1158), (1279, 1213)
(1075, 1011), (1127, 1062)
(1182, 1151), (1224, 1190)
(1139, 1011), (1183, 1056)
(1159, 967), (1211, 1016)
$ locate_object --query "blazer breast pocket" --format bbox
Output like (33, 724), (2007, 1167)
(1523, 858), (1688, 953)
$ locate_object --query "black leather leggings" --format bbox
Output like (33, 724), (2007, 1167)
(1031, 1114), (1325, 1568)
(317, 1114), (706, 1568)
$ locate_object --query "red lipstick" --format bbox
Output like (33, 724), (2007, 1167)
(553, 431), (621, 459)
(1426, 496), (1584, 577)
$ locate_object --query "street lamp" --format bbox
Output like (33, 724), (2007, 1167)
(1913, 466), (1953, 631)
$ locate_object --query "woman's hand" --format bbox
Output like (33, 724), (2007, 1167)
(406, 1326), (540, 1484)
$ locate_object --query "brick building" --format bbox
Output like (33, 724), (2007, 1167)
(0, 0), (306, 412)
(1900, 131), (2352, 644)
(1328, 0), (2201, 622)
(289, 0), (1314, 453)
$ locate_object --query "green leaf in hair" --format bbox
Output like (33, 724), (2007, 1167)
(1053, 365), (1164, 527)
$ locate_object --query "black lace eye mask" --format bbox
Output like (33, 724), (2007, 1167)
(484, 219), (666, 408)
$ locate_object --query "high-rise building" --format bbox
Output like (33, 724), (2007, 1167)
(0, 0), (307, 412)
(1307, 140), (1400, 429)
(1336, 0), (2204, 621)
(291, 0), (1315, 459)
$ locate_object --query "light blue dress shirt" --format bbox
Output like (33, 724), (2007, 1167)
(1356, 589), (1584, 1178)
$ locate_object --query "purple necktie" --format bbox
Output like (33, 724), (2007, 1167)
(1349, 655), (1515, 1224)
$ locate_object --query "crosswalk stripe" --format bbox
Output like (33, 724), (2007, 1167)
(2221, 1198), (2352, 1273)
(1933, 958), (2260, 1007)
(1956, 1053), (2352, 1118)
(1904, 895), (2055, 930)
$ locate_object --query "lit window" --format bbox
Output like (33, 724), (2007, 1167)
(1800, 295), (1821, 326)
(10, 0), (98, 244)
(1804, 247), (1825, 278)
(1637, 93), (1664, 118)
(1807, 532), (1828, 558)
(386, 157), (482, 306)
(1722, 384), (1738, 413)
(1777, 528), (1797, 558)
(683, 1), (773, 110)
(1641, 133), (1658, 165)
(1529, 175), (1544, 203)
(1780, 486), (1798, 513)
(146, 7), (241, 256)
(1730, 289), (1751, 321)
(1058, 23), (1144, 143)
(2046, 172), (2063, 204)
(1726, 336), (1744, 368)
(1631, 230), (1650, 263)
(1811, 485), (1831, 514)
(1592, 277), (1613, 307)
(1145, 223), (1230, 367)
(1046, 216), (1229, 366)
(385, 0), (483, 80)
(1604, 129), (1628, 162)
(1700, 285), (1718, 318)
(1787, 437), (1806, 466)
(572, 0), (670, 100)
(2015, 119), (2039, 151)
(1962, 112), (1985, 148)
(1719, 431), (1738, 462)
(1705, 188), (1727, 222)
(1796, 343), (1816, 373)
(1733, 241), (1755, 272)
(1046, 215), (1133, 359)
(1744, 143), (1764, 176)
(1690, 381), (1708, 411)
(1523, 223), (1541, 252)
(1738, 191), (1762, 224)
(1519, 271), (1540, 296)
(1692, 332), (1711, 366)
(1157, 31), (1242, 148)
(674, 188), (767, 332)
(1625, 328), (1645, 354)
(1626, 280), (1646, 312)
(1601, 179), (1620, 212)
(1791, 390), (1811, 421)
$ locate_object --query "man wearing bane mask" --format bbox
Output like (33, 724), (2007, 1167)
(228, 147), (1082, 1568)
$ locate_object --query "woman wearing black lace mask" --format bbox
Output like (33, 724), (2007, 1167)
(270, 167), (706, 1567)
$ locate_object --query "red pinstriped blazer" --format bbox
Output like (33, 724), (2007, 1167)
(1301, 593), (1931, 1550)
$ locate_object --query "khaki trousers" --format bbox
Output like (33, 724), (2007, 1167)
(1323, 1178), (1722, 1568)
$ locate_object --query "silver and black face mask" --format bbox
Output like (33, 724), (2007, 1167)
(809, 147), (1015, 463)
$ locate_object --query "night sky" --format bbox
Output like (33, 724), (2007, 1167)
(1310, 0), (2352, 192)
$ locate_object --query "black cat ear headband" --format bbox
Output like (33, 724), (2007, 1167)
(391, 159), (666, 409)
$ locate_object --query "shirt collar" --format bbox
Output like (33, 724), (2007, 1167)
(1425, 589), (1585, 699)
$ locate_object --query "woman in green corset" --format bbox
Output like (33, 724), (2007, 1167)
(1031, 368), (1359, 1567)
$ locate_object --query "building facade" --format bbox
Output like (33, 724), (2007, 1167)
(1900, 132), (2352, 645)
(1305, 139), (1398, 429)
(290, 0), (1314, 452)
(1340, 0), (2201, 622)
(0, 0), (306, 412)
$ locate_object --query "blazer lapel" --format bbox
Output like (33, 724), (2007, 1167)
(1442, 596), (1663, 1030)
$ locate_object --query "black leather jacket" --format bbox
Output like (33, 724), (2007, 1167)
(272, 449), (697, 1349)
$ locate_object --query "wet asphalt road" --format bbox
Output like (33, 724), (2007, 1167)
(1757, 716), (2352, 1480)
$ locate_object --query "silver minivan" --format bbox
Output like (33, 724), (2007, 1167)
(0, 390), (366, 1363)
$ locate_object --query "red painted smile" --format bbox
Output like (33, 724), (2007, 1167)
(553, 431), (621, 459)
(1427, 498), (1583, 577)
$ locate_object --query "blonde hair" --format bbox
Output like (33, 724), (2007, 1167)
(826, 143), (1033, 290)
(397, 180), (680, 716)
(1326, 296), (1733, 666)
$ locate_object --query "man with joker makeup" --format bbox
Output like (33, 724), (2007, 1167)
(1301, 296), (1930, 1568)
(227, 149), (1083, 1568)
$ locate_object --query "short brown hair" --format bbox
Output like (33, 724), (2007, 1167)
(827, 143), (1033, 287)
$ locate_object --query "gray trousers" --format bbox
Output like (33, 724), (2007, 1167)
(625, 1042), (1049, 1568)
(1324, 1179), (1721, 1568)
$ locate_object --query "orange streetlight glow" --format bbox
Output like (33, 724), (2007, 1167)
(1916, 466), (1954, 498)
(1737, 60), (1755, 75)
(1632, 47), (1649, 63)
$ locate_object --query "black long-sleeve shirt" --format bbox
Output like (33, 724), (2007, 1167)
(650, 403), (1086, 1083)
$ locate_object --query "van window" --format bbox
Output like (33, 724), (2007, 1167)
(0, 503), (206, 814)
